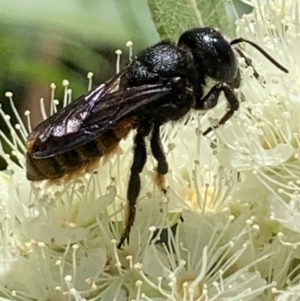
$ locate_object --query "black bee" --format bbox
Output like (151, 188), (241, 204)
(26, 27), (288, 248)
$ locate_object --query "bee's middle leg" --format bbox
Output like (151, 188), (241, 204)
(150, 123), (168, 193)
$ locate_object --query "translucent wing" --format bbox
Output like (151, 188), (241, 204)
(28, 73), (173, 158)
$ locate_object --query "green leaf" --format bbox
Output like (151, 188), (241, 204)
(148, 0), (235, 42)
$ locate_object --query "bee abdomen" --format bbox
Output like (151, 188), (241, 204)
(26, 129), (124, 181)
(26, 153), (66, 181)
(26, 116), (134, 181)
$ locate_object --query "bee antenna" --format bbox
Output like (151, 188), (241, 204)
(230, 38), (288, 73)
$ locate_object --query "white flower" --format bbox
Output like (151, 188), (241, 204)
(1, 0), (300, 300)
(215, 0), (300, 173)
(141, 210), (273, 301)
(162, 118), (237, 214)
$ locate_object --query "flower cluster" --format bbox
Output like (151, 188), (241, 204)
(0, 0), (300, 300)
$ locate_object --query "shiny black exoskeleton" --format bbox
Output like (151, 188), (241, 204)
(26, 27), (288, 248)
(122, 28), (241, 130)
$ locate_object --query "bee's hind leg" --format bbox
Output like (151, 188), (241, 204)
(117, 126), (149, 249)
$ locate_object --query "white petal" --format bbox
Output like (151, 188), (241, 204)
(24, 218), (89, 244)
(269, 194), (300, 233)
(275, 293), (300, 301)
(218, 144), (294, 170)
(142, 245), (169, 278)
(209, 271), (267, 300)
(74, 248), (107, 290)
